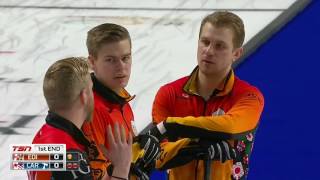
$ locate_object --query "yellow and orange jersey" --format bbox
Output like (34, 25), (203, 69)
(152, 67), (264, 180)
(82, 74), (134, 180)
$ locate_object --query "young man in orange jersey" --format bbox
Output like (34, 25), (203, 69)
(29, 57), (132, 180)
(149, 11), (264, 180)
(82, 23), (160, 180)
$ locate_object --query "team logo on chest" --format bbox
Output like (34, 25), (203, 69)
(212, 108), (225, 116)
(181, 93), (190, 98)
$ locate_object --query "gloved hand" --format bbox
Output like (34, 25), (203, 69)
(130, 161), (151, 180)
(129, 134), (160, 179)
(134, 134), (161, 166)
(159, 139), (236, 170)
(197, 139), (236, 163)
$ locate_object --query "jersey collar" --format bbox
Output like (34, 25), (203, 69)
(183, 66), (234, 97)
(45, 111), (91, 148)
(91, 73), (134, 106)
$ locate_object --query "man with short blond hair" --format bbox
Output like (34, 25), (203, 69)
(29, 57), (132, 180)
(82, 23), (160, 180)
(150, 11), (264, 180)
(43, 57), (93, 113)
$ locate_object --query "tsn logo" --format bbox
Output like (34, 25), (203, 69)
(12, 146), (32, 152)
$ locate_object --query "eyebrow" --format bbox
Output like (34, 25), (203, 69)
(123, 53), (131, 57)
(200, 37), (227, 44)
(215, 40), (227, 44)
(103, 53), (131, 59)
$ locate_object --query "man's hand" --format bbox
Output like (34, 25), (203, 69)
(130, 162), (150, 180)
(159, 140), (236, 170)
(135, 134), (160, 166)
(196, 140), (236, 163)
(130, 134), (160, 179)
(100, 123), (132, 180)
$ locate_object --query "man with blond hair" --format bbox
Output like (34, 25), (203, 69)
(29, 57), (132, 180)
(82, 23), (160, 180)
(148, 11), (265, 179)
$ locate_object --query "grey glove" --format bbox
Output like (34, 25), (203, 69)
(130, 161), (150, 180)
(198, 140), (236, 163)
(135, 134), (160, 166)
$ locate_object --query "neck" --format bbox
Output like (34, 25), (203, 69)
(197, 68), (230, 99)
(54, 107), (85, 129)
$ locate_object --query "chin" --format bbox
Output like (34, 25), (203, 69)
(120, 83), (128, 88)
(199, 66), (216, 75)
(119, 79), (129, 87)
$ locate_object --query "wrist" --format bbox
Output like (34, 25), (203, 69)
(112, 165), (130, 178)
(149, 122), (166, 141)
(156, 121), (167, 135)
(110, 175), (127, 180)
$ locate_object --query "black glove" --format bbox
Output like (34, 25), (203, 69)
(135, 134), (161, 167)
(159, 140), (236, 170)
(130, 161), (151, 180)
(197, 140), (236, 163)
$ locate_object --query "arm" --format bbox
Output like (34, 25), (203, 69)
(156, 138), (191, 169)
(94, 108), (159, 180)
(156, 138), (236, 170)
(152, 86), (264, 140)
(152, 86), (240, 170)
(101, 123), (132, 180)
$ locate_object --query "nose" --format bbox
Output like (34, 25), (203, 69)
(204, 44), (214, 55)
(115, 58), (126, 71)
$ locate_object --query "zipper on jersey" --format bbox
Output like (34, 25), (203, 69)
(120, 105), (131, 133)
(202, 100), (207, 116)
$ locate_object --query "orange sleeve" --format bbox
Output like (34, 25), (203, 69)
(156, 138), (191, 169)
(165, 89), (264, 140)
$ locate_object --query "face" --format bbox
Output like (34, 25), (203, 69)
(197, 23), (243, 77)
(85, 77), (94, 122)
(89, 39), (132, 93)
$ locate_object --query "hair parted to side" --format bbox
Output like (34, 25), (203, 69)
(86, 23), (131, 57)
(43, 57), (90, 111)
(199, 11), (245, 48)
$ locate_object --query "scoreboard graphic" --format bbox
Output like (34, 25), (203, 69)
(10, 144), (80, 171)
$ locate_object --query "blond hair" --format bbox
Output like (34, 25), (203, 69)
(86, 23), (131, 57)
(199, 11), (245, 48)
(43, 57), (90, 111)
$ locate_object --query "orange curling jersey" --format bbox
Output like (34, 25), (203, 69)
(82, 74), (134, 180)
(152, 67), (264, 180)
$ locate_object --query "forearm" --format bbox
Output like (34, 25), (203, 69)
(164, 115), (257, 140)
(152, 87), (264, 141)
(153, 96), (263, 140)
(110, 165), (130, 180)
(156, 138), (191, 169)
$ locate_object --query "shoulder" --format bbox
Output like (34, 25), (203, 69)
(93, 91), (109, 110)
(233, 76), (264, 104)
(158, 76), (189, 94)
(32, 124), (84, 151)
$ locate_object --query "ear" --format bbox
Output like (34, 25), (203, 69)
(232, 47), (243, 63)
(79, 88), (88, 105)
(88, 54), (96, 71)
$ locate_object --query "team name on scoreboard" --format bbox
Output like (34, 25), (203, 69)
(10, 144), (80, 171)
